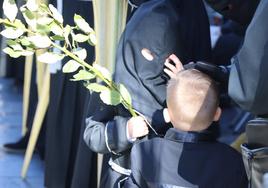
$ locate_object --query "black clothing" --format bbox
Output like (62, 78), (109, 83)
(212, 20), (245, 66)
(84, 0), (212, 187)
(84, 92), (133, 157)
(70, 93), (97, 188)
(84, 92), (134, 188)
(44, 1), (97, 188)
(205, 0), (260, 25)
(5, 56), (25, 82)
(125, 128), (248, 188)
(114, 0), (211, 119)
(229, 0), (268, 115)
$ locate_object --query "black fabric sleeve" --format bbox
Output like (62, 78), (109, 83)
(106, 116), (132, 153)
(84, 116), (109, 153)
(229, 1), (268, 115)
(83, 92), (132, 154)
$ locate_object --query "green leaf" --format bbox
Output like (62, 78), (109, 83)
(36, 23), (50, 34)
(93, 63), (112, 81)
(51, 35), (65, 41)
(62, 60), (81, 73)
(48, 4), (63, 24)
(1, 18), (14, 28)
(118, 84), (132, 105)
(3, 46), (34, 57)
(37, 17), (54, 25)
(63, 25), (71, 47)
(13, 19), (26, 30)
(26, 0), (38, 11)
(71, 70), (95, 81)
(6, 39), (17, 46)
(86, 83), (108, 93)
(89, 32), (97, 46)
(39, 3), (50, 13)
(21, 7), (37, 29)
(73, 48), (87, 60)
(20, 50), (34, 56)
(7, 40), (24, 51)
(20, 37), (31, 46)
(28, 35), (51, 48)
(3, 0), (18, 22)
(74, 14), (93, 34)
(100, 89), (122, 106)
(73, 33), (89, 43)
(3, 47), (21, 58)
(37, 52), (65, 64)
(50, 22), (63, 36)
(1, 28), (24, 39)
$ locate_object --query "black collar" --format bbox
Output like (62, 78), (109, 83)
(164, 128), (216, 143)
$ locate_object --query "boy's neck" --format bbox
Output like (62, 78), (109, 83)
(173, 122), (210, 132)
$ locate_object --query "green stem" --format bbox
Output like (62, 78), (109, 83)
(51, 42), (137, 117)
(0, 19), (35, 35)
(0, 18), (137, 117)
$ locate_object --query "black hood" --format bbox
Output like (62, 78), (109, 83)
(114, 0), (212, 118)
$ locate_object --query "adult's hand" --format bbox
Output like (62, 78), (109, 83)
(163, 54), (184, 79)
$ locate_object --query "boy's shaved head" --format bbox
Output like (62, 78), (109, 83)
(167, 69), (219, 131)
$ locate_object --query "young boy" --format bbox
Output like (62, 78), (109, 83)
(124, 69), (248, 188)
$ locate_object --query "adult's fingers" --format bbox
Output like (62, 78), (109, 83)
(169, 54), (184, 70)
(164, 68), (176, 79)
(164, 59), (178, 73)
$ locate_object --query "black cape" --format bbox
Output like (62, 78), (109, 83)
(229, 0), (268, 115)
(114, 0), (212, 119)
(44, 1), (97, 188)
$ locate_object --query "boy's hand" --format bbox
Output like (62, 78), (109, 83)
(127, 116), (149, 139)
(164, 54), (184, 79)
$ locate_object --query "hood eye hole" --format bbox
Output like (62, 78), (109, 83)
(141, 48), (154, 61)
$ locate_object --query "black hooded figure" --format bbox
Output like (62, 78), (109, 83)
(84, 0), (212, 187)
(114, 0), (212, 120)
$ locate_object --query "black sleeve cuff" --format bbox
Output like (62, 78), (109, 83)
(106, 116), (132, 153)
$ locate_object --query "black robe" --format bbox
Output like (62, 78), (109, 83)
(114, 0), (212, 119)
(44, 1), (97, 188)
(70, 2), (98, 188)
(228, 0), (268, 115)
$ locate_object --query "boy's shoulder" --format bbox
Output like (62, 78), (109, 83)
(198, 141), (244, 165)
(209, 141), (241, 156)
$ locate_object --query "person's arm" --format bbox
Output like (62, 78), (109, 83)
(229, 1), (268, 115)
(84, 92), (149, 154)
(83, 92), (132, 154)
(205, 0), (259, 25)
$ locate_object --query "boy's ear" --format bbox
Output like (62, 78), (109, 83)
(213, 107), (222, 121)
(163, 108), (171, 123)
